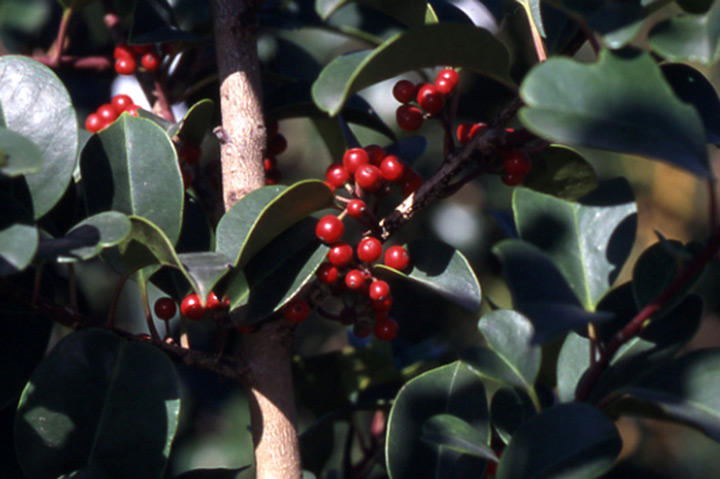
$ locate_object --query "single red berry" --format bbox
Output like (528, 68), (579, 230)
(115, 56), (136, 75)
(315, 215), (344, 243)
(456, 122), (487, 145)
(141, 52), (161, 71)
(206, 291), (230, 312)
(502, 173), (524, 186)
(384, 245), (410, 271)
(435, 68), (459, 95)
(84, 113), (105, 133)
(154, 297), (177, 320)
(181, 293), (206, 320)
(113, 44), (133, 60)
(96, 104), (118, 124)
(316, 262), (339, 284)
(345, 269), (366, 290)
(355, 165), (382, 192)
(400, 169), (423, 196)
(264, 156), (278, 172)
(346, 199), (366, 218)
(434, 77), (454, 96)
(416, 83), (445, 115)
(111, 94), (134, 112)
(130, 43), (154, 55)
(328, 243), (354, 267)
(124, 105), (140, 117)
(396, 104), (423, 132)
(357, 237), (382, 263)
(265, 168), (281, 185)
(502, 150), (532, 176)
(180, 141), (202, 165)
(370, 296), (393, 313)
(392, 80), (417, 104)
(365, 144), (385, 165)
(268, 133), (288, 156)
(283, 298), (310, 323)
(379, 155), (405, 182)
(353, 321), (372, 339)
(368, 280), (390, 301)
(343, 148), (369, 174)
(325, 162), (350, 187)
(374, 317), (399, 341)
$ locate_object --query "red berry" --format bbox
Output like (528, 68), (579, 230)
(392, 80), (417, 104)
(379, 155), (405, 182)
(502, 150), (532, 176)
(435, 68), (459, 95)
(264, 156), (278, 172)
(130, 44), (154, 55)
(328, 243), (354, 267)
(125, 105), (140, 117)
(315, 215), (344, 243)
(154, 297), (177, 320)
(141, 52), (161, 71)
(357, 237), (382, 263)
(355, 165), (382, 192)
(370, 296), (393, 313)
(368, 280), (390, 301)
(84, 113), (105, 133)
(111, 94), (134, 112)
(283, 298), (310, 323)
(96, 104), (118, 124)
(113, 44), (133, 60)
(345, 269), (366, 290)
(180, 141), (202, 165)
(416, 84), (445, 115)
(347, 199), (366, 218)
(324, 181), (336, 193)
(115, 56), (136, 75)
(206, 291), (230, 312)
(456, 122), (487, 145)
(384, 245), (410, 271)
(343, 148), (369, 174)
(374, 317), (399, 340)
(265, 168), (281, 185)
(396, 104), (423, 132)
(365, 144), (385, 166)
(181, 293), (206, 320)
(325, 162), (350, 187)
(502, 173), (524, 186)
(316, 262), (339, 284)
(400, 169), (423, 196)
(268, 133), (288, 156)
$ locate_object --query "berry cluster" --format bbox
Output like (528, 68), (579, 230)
(84, 94), (140, 133)
(263, 121), (287, 185)
(393, 68), (459, 132)
(154, 291), (230, 323)
(499, 148), (532, 186)
(113, 43), (166, 76)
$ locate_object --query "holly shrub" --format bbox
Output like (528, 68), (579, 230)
(3, 0), (720, 478)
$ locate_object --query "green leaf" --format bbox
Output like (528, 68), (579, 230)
(556, 332), (590, 402)
(36, 212), (131, 263)
(0, 301), (52, 408)
(0, 127), (43, 177)
(676, 0), (714, 14)
(496, 403), (621, 479)
(15, 328), (180, 479)
(80, 114), (184, 244)
(316, 0), (438, 26)
(607, 348), (720, 441)
(519, 49), (709, 177)
(174, 99), (214, 143)
(374, 238), (481, 313)
(649, 5), (720, 64)
(312, 23), (512, 116)
(0, 56), (78, 217)
(521, 146), (597, 201)
(177, 252), (233, 303)
(513, 178), (637, 310)
(386, 361), (490, 479)
(0, 223), (38, 276)
(215, 180), (334, 269)
(490, 388), (537, 444)
(421, 414), (498, 461)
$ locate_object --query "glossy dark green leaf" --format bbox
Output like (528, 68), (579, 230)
(422, 414), (498, 461)
(386, 361), (490, 479)
(588, 3), (644, 49)
(490, 388), (537, 444)
(174, 466), (251, 479)
(174, 99), (214, 143)
(0, 56), (78, 217)
(556, 332), (590, 402)
(0, 301), (52, 408)
(607, 348), (720, 441)
(374, 238), (481, 313)
(676, 0), (714, 13)
(514, 178), (637, 310)
(129, 0), (204, 44)
(0, 223), (38, 276)
(81, 114), (184, 243)
(15, 328), (180, 479)
(215, 180), (334, 269)
(649, 6), (720, 64)
(0, 127), (43, 177)
(177, 252), (233, 303)
(36, 212), (131, 263)
(312, 23), (512, 115)
(519, 50), (709, 177)
(521, 146), (597, 201)
(316, 0), (437, 25)
(662, 63), (720, 144)
(493, 239), (614, 343)
(496, 403), (621, 479)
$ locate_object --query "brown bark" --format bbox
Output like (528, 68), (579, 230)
(211, 1), (302, 478)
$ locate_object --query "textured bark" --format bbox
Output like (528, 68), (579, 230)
(211, 1), (302, 478)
